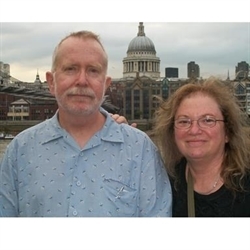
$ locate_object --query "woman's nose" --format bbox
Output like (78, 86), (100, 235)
(188, 120), (202, 133)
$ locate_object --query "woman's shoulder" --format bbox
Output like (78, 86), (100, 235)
(175, 158), (187, 176)
(170, 158), (187, 188)
(242, 172), (250, 190)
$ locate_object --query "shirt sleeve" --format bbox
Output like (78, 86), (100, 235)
(0, 142), (19, 217)
(138, 137), (172, 217)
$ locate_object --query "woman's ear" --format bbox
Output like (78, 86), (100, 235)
(225, 134), (229, 143)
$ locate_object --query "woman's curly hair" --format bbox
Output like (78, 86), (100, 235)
(152, 77), (250, 192)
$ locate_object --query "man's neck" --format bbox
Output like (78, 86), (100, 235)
(58, 110), (106, 148)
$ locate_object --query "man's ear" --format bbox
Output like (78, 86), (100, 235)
(105, 76), (111, 91)
(46, 72), (55, 95)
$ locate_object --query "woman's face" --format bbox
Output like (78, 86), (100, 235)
(174, 92), (228, 163)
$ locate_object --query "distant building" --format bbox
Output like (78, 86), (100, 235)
(0, 92), (57, 121)
(165, 67), (179, 78)
(0, 62), (10, 77)
(34, 70), (42, 84)
(120, 22), (165, 128)
(235, 61), (249, 80)
(122, 74), (162, 122)
(232, 65), (250, 116)
(0, 61), (23, 84)
(0, 61), (10, 85)
(187, 61), (200, 78)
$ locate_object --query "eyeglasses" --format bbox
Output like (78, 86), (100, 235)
(174, 116), (225, 129)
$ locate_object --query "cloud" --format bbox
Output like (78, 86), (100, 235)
(0, 22), (249, 82)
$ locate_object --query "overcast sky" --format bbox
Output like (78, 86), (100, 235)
(0, 1), (250, 83)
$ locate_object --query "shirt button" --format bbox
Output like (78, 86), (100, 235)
(80, 152), (84, 156)
(73, 210), (78, 216)
(76, 181), (81, 186)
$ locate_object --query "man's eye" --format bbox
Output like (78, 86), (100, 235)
(65, 67), (76, 72)
(62, 66), (79, 74)
(90, 69), (98, 73)
(86, 67), (101, 77)
(89, 67), (99, 73)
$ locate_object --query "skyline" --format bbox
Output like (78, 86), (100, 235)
(1, 22), (250, 83)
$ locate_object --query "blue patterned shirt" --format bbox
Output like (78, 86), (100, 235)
(0, 108), (172, 217)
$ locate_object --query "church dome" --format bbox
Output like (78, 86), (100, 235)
(123, 22), (160, 79)
(127, 22), (156, 53)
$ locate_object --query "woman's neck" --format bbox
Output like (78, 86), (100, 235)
(186, 159), (224, 195)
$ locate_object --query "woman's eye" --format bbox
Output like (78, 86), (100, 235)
(179, 120), (189, 124)
(203, 117), (215, 124)
(176, 120), (190, 127)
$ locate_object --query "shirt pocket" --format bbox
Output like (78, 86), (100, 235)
(103, 178), (138, 216)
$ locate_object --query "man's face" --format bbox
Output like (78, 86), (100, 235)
(47, 37), (111, 116)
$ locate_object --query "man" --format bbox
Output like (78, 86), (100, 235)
(0, 31), (172, 217)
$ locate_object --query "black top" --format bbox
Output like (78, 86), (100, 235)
(170, 158), (250, 217)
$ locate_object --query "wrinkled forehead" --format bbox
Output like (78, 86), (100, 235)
(59, 37), (107, 58)
(52, 37), (108, 70)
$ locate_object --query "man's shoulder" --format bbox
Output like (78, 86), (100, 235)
(14, 118), (56, 143)
(117, 124), (158, 150)
(108, 118), (151, 140)
(19, 119), (51, 134)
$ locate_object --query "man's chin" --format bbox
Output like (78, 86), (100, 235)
(68, 106), (98, 116)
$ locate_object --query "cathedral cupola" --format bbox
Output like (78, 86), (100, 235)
(123, 22), (160, 79)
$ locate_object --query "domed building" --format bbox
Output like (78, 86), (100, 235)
(123, 22), (160, 79)
(109, 22), (180, 128)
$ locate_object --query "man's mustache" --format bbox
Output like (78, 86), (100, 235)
(66, 88), (95, 98)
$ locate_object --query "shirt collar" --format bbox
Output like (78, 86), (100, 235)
(99, 107), (125, 143)
(41, 108), (125, 145)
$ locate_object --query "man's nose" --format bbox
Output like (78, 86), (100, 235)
(76, 69), (88, 86)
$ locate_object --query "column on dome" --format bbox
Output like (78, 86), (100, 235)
(148, 61), (151, 72)
(134, 61), (138, 72)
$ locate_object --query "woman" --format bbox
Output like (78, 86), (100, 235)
(152, 77), (250, 216)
